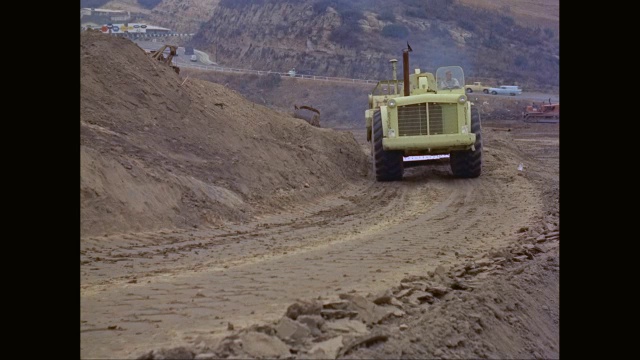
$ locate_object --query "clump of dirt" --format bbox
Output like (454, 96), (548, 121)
(80, 30), (369, 238)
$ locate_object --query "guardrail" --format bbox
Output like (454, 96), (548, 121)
(175, 61), (378, 85)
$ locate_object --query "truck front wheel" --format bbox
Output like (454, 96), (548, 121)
(450, 107), (482, 178)
(372, 110), (403, 181)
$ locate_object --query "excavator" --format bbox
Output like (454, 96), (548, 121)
(293, 105), (320, 127)
(523, 99), (559, 123)
(149, 45), (180, 74)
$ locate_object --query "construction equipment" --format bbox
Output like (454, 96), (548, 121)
(365, 45), (482, 181)
(149, 45), (180, 74)
(523, 100), (559, 123)
(293, 105), (320, 127)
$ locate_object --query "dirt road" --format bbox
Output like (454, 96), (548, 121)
(80, 31), (558, 359)
(80, 118), (558, 359)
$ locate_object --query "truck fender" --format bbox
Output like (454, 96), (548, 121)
(380, 106), (390, 136)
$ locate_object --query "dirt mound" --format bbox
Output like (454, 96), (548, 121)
(80, 30), (369, 238)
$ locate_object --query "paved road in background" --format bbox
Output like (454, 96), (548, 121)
(132, 40), (558, 102)
(133, 40), (214, 66)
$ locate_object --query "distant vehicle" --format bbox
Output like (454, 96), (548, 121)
(465, 81), (491, 94)
(190, 55), (197, 62)
(523, 101), (559, 122)
(489, 85), (522, 96)
(184, 46), (195, 55)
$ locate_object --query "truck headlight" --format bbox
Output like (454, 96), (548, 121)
(388, 99), (397, 108)
(458, 95), (466, 104)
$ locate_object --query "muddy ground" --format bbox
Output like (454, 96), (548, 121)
(80, 31), (559, 359)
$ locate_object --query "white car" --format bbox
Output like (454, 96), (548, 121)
(489, 85), (522, 96)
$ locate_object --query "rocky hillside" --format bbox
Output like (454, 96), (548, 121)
(92, 0), (559, 39)
(190, 0), (558, 91)
(145, 0), (221, 34)
(89, 0), (559, 91)
(458, 0), (559, 32)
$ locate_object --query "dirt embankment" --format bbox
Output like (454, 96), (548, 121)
(80, 30), (369, 238)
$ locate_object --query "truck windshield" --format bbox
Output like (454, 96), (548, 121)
(436, 66), (465, 91)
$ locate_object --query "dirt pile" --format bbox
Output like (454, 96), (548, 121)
(80, 30), (369, 238)
(121, 119), (560, 359)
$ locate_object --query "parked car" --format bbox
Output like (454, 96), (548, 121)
(489, 85), (522, 96)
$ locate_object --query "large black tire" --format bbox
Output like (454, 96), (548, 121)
(372, 110), (403, 181)
(466, 88), (473, 93)
(483, 89), (489, 94)
(450, 107), (482, 178)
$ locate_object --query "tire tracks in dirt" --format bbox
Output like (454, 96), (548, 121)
(80, 122), (551, 359)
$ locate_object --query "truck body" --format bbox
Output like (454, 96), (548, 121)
(365, 49), (482, 181)
(465, 81), (491, 94)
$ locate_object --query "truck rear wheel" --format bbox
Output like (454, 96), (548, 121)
(450, 107), (482, 178)
(372, 110), (403, 181)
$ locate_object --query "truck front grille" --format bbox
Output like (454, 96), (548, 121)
(397, 103), (454, 136)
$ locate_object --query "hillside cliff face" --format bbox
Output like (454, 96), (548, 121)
(94, 0), (558, 90)
(149, 0), (220, 34)
(80, 31), (369, 237)
(192, 2), (394, 80)
(191, 0), (559, 90)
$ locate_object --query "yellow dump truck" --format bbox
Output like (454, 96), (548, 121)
(365, 47), (482, 181)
